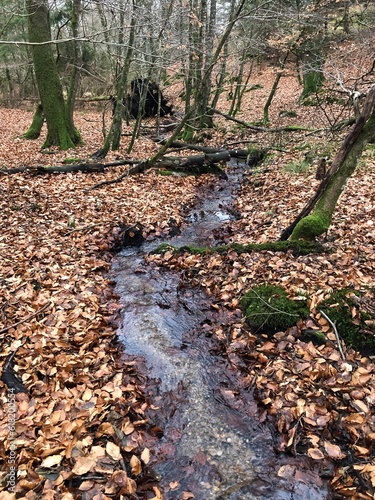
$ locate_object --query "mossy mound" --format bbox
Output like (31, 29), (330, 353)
(241, 284), (309, 334)
(247, 146), (268, 168)
(319, 288), (375, 355)
(151, 240), (325, 257)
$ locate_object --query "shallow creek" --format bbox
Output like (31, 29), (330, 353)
(111, 163), (329, 499)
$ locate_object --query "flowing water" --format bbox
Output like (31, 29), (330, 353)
(111, 163), (330, 499)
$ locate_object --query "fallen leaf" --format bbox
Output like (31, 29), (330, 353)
(72, 457), (96, 475)
(106, 441), (122, 461)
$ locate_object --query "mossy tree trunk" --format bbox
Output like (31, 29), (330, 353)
(26, 0), (81, 150)
(23, 103), (44, 139)
(298, 27), (328, 102)
(281, 86), (375, 241)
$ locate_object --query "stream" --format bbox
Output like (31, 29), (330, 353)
(111, 162), (330, 499)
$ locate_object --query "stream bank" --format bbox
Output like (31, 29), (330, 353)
(111, 162), (330, 499)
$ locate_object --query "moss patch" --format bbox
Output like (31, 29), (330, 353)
(290, 213), (331, 241)
(319, 288), (375, 355)
(241, 284), (309, 334)
(247, 146), (268, 168)
(151, 240), (325, 257)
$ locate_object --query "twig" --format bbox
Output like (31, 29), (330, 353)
(319, 309), (346, 360)
(88, 170), (131, 190)
(64, 222), (104, 235)
(0, 302), (51, 335)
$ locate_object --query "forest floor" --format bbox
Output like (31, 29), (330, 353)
(0, 63), (375, 499)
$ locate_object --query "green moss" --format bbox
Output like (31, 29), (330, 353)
(248, 84), (263, 91)
(283, 125), (311, 131)
(151, 240), (325, 257)
(156, 170), (176, 176)
(241, 284), (309, 334)
(63, 157), (82, 164)
(247, 147), (268, 168)
(23, 103), (44, 140)
(319, 288), (375, 355)
(290, 213), (331, 241)
(279, 109), (298, 118)
(283, 159), (310, 175)
(300, 71), (324, 102)
(151, 243), (177, 254)
(300, 329), (326, 345)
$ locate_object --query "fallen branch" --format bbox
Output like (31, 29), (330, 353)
(64, 222), (105, 235)
(212, 108), (314, 133)
(87, 162), (147, 190)
(0, 302), (51, 335)
(319, 309), (346, 360)
(88, 149), (232, 189)
(0, 159), (137, 176)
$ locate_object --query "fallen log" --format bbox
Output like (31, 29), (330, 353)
(157, 150), (230, 168)
(0, 159), (138, 176)
(88, 151), (231, 189)
(157, 139), (249, 158)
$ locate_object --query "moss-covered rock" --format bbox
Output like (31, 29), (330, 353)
(241, 284), (309, 334)
(319, 288), (375, 355)
(290, 212), (331, 241)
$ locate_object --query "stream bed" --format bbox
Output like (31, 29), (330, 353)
(111, 163), (330, 499)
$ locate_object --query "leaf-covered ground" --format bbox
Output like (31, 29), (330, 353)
(0, 63), (375, 499)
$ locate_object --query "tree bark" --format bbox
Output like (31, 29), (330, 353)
(23, 103), (44, 139)
(280, 86), (375, 241)
(26, 0), (81, 150)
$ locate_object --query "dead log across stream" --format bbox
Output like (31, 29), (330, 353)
(2, 144), (247, 182)
(88, 150), (233, 189)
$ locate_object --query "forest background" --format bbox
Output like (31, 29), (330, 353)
(0, 0), (374, 498)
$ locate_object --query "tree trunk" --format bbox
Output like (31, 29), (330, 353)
(298, 26), (327, 102)
(263, 52), (289, 124)
(23, 103), (44, 139)
(183, 0), (246, 141)
(282, 86), (375, 241)
(26, 0), (81, 150)
(96, 0), (136, 158)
